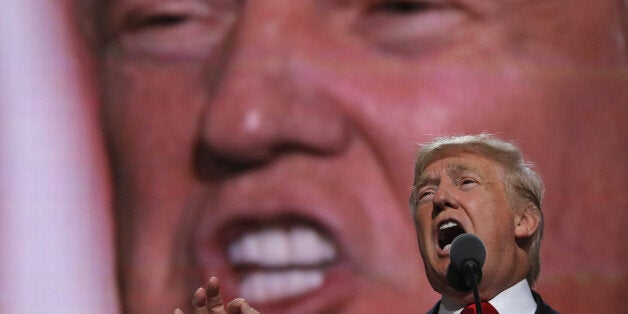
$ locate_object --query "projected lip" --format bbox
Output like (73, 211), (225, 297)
(192, 209), (357, 313)
(226, 224), (337, 303)
(191, 167), (366, 312)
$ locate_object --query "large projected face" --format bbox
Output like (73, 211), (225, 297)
(95, 0), (627, 313)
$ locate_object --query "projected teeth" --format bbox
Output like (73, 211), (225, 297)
(239, 270), (324, 303)
(228, 226), (336, 267)
(227, 226), (336, 303)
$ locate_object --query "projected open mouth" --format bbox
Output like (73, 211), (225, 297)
(225, 223), (338, 303)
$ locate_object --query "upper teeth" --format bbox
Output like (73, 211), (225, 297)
(227, 226), (336, 303)
(439, 221), (458, 230)
(228, 226), (336, 267)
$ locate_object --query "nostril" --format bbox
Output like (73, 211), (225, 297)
(193, 139), (269, 181)
(193, 133), (344, 180)
(202, 105), (351, 160)
(431, 203), (445, 218)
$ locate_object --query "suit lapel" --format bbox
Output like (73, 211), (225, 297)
(532, 290), (559, 314)
(426, 300), (441, 314)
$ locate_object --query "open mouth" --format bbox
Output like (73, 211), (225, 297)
(225, 223), (338, 303)
(437, 220), (466, 252)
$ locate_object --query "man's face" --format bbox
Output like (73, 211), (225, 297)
(413, 151), (526, 303)
(97, 0), (626, 312)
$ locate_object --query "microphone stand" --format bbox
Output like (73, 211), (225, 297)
(463, 260), (483, 314)
(449, 233), (487, 314)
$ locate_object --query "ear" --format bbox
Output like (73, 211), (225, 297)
(514, 205), (541, 239)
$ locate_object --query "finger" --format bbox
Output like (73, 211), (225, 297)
(206, 277), (229, 314)
(227, 298), (259, 314)
(174, 309), (184, 314)
(192, 287), (209, 314)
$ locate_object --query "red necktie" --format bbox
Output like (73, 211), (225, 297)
(460, 301), (498, 314)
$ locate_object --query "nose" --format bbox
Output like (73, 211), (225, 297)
(431, 183), (460, 217)
(198, 3), (351, 173)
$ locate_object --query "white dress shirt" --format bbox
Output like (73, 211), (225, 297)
(438, 279), (537, 314)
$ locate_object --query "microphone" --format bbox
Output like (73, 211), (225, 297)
(447, 233), (486, 314)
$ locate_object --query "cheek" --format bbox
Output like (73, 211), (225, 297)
(323, 65), (551, 209)
(481, 208), (516, 247)
(104, 60), (209, 252)
(103, 61), (209, 168)
(414, 210), (433, 243)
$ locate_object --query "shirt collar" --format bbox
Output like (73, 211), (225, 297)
(438, 279), (537, 314)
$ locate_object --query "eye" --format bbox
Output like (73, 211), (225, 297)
(368, 0), (435, 15)
(121, 1), (209, 34)
(355, 0), (469, 57)
(418, 188), (436, 202)
(459, 177), (478, 188)
(127, 12), (191, 31)
(110, 1), (239, 60)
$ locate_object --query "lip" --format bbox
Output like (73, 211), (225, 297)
(191, 180), (359, 313)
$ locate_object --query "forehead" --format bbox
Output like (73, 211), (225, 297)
(421, 152), (505, 180)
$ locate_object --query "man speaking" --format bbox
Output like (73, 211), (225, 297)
(410, 134), (558, 314)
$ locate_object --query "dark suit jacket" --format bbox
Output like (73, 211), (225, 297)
(426, 291), (559, 314)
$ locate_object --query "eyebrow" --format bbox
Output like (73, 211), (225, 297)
(415, 173), (438, 190)
(447, 162), (483, 178)
(415, 162), (483, 189)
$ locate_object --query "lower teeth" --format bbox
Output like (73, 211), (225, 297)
(240, 270), (324, 303)
(443, 244), (451, 252)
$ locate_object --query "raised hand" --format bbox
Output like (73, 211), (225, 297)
(175, 277), (259, 314)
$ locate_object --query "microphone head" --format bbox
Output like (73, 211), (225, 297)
(449, 233), (486, 271)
